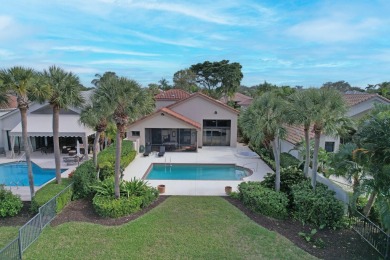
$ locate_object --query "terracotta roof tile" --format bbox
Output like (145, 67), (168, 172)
(0, 95), (17, 109)
(220, 92), (253, 106)
(284, 124), (314, 145)
(343, 93), (390, 107)
(154, 89), (191, 100)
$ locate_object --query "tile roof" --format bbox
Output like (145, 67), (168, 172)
(343, 93), (390, 107)
(128, 107), (201, 129)
(0, 95), (17, 109)
(154, 89), (191, 100)
(168, 92), (240, 114)
(220, 92), (253, 106)
(284, 125), (314, 145)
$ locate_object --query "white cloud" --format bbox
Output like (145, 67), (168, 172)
(127, 30), (203, 48)
(288, 17), (382, 43)
(52, 46), (159, 56)
(88, 59), (177, 68)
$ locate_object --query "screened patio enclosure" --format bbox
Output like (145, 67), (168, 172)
(145, 128), (197, 152)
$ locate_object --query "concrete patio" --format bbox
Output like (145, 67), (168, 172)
(122, 143), (273, 196)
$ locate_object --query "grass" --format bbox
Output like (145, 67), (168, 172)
(0, 226), (19, 248)
(24, 197), (316, 260)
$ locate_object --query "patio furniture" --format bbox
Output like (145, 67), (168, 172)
(0, 147), (5, 157)
(143, 145), (152, 157)
(68, 150), (76, 156)
(158, 146), (165, 157)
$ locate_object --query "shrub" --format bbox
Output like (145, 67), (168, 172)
(280, 153), (302, 169)
(238, 182), (289, 219)
(31, 179), (73, 213)
(98, 140), (136, 180)
(92, 178), (159, 218)
(261, 167), (306, 208)
(291, 180), (344, 228)
(93, 195), (142, 218)
(0, 185), (23, 217)
(72, 160), (98, 199)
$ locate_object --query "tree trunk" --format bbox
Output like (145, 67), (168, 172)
(20, 108), (35, 199)
(53, 105), (61, 184)
(272, 137), (281, 192)
(311, 130), (321, 191)
(93, 131), (101, 168)
(114, 125), (123, 199)
(304, 126), (310, 177)
(363, 191), (377, 217)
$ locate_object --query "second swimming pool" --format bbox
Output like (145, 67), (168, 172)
(144, 163), (251, 180)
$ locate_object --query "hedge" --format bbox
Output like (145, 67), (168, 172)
(98, 140), (136, 180)
(291, 180), (344, 228)
(92, 195), (143, 218)
(0, 185), (23, 217)
(280, 152), (302, 169)
(31, 178), (73, 213)
(238, 182), (289, 219)
(72, 160), (98, 199)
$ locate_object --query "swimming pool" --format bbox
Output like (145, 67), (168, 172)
(0, 162), (64, 186)
(144, 163), (251, 180)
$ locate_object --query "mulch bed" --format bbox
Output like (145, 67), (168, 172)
(51, 195), (169, 226)
(0, 202), (34, 226)
(224, 197), (381, 260)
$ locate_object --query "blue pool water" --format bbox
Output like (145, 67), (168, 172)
(0, 162), (64, 186)
(145, 164), (250, 180)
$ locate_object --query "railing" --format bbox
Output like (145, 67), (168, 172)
(0, 183), (73, 260)
(349, 208), (390, 259)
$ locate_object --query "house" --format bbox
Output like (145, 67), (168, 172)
(127, 91), (239, 152)
(0, 91), (94, 157)
(281, 93), (390, 158)
(220, 92), (253, 109)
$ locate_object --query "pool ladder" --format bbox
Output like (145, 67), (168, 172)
(239, 162), (259, 173)
(164, 157), (172, 172)
(16, 152), (26, 163)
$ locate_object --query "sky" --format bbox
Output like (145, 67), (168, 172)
(1, 0), (390, 88)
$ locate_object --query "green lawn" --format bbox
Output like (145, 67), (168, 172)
(0, 226), (19, 248)
(25, 197), (316, 260)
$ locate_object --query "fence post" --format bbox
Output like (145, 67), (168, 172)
(39, 208), (43, 231)
(385, 234), (390, 260)
(18, 230), (23, 259)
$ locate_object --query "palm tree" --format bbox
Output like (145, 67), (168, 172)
(79, 98), (110, 168)
(239, 92), (286, 191)
(42, 66), (84, 184)
(0, 67), (48, 199)
(308, 88), (348, 190)
(94, 75), (154, 198)
(287, 89), (316, 177)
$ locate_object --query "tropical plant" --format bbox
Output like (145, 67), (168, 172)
(0, 66), (48, 199)
(42, 66), (84, 184)
(93, 75), (154, 198)
(239, 92), (286, 191)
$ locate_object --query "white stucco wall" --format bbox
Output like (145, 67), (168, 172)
(155, 100), (177, 110)
(280, 140), (299, 159)
(0, 110), (21, 151)
(347, 97), (386, 118)
(170, 96), (238, 147)
(127, 113), (198, 147)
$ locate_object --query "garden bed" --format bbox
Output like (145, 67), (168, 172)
(0, 202), (33, 226)
(224, 197), (380, 260)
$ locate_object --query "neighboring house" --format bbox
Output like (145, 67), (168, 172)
(127, 92), (239, 152)
(0, 91), (94, 157)
(282, 93), (390, 159)
(220, 92), (253, 109)
(154, 89), (191, 110)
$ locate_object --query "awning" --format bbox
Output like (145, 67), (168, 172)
(10, 114), (94, 137)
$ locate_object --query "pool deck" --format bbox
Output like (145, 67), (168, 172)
(122, 143), (273, 196)
(0, 152), (79, 201)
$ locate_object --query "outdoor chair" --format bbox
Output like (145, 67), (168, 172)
(0, 147), (5, 157)
(143, 145), (152, 157)
(158, 146), (165, 157)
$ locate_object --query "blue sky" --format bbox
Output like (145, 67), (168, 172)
(1, 0), (389, 88)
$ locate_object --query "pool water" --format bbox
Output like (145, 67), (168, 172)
(145, 164), (250, 180)
(0, 162), (64, 186)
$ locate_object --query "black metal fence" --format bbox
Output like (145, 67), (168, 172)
(349, 208), (390, 259)
(0, 183), (73, 260)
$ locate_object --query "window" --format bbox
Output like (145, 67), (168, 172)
(131, 131), (140, 137)
(324, 142), (335, 153)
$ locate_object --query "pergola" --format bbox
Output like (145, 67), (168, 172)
(9, 114), (94, 158)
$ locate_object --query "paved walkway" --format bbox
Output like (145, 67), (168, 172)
(123, 143), (273, 196)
